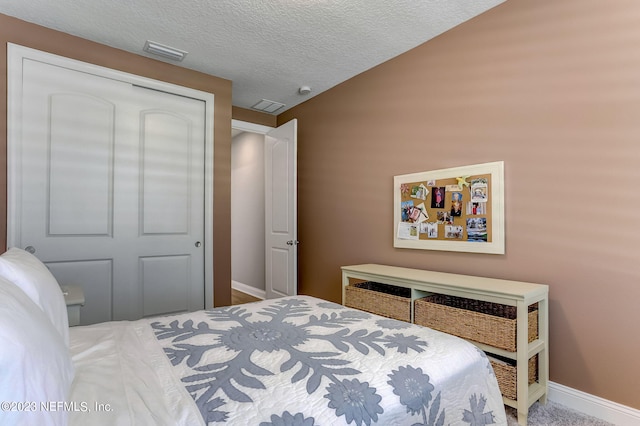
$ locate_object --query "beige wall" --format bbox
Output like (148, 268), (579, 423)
(0, 14), (233, 307)
(279, 0), (640, 409)
(232, 106), (277, 127)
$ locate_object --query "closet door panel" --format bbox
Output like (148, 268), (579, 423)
(141, 111), (190, 235)
(48, 93), (115, 236)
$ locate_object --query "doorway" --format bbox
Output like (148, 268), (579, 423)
(231, 128), (267, 299)
(231, 119), (298, 300)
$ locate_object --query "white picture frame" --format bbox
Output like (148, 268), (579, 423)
(393, 161), (505, 254)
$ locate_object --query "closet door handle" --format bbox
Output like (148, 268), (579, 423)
(25, 246), (36, 254)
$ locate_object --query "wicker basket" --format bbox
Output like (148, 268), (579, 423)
(344, 282), (411, 322)
(414, 294), (538, 351)
(489, 354), (538, 400)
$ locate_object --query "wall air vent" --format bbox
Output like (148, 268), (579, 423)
(143, 40), (188, 62)
(251, 99), (286, 114)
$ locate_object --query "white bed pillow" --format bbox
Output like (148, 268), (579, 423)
(0, 248), (69, 346)
(0, 276), (74, 426)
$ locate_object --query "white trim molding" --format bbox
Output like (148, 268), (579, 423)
(548, 381), (640, 425)
(231, 281), (266, 301)
(231, 119), (274, 135)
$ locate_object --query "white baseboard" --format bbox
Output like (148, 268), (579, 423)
(548, 381), (640, 425)
(231, 280), (266, 300)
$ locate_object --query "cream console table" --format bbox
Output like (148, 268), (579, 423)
(341, 264), (548, 426)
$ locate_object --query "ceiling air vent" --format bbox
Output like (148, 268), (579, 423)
(251, 99), (286, 114)
(143, 40), (188, 62)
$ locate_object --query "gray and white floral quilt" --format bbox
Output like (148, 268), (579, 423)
(149, 296), (507, 426)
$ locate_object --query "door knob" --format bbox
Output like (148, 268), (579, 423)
(24, 246), (36, 254)
(286, 240), (300, 246)
(195, 241), (202, 247)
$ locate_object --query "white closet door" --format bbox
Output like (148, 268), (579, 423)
(13, 57), (205, 324)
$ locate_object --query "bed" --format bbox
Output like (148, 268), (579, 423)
(0, 248), (507, 426)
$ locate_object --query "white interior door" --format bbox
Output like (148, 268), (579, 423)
(265, 119), (298, 298)
(8, 45), (212, 324)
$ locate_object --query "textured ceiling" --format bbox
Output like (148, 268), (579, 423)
(0, 0), (504, 113)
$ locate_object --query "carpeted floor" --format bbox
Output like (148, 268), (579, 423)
(505, 401), (614, 426)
